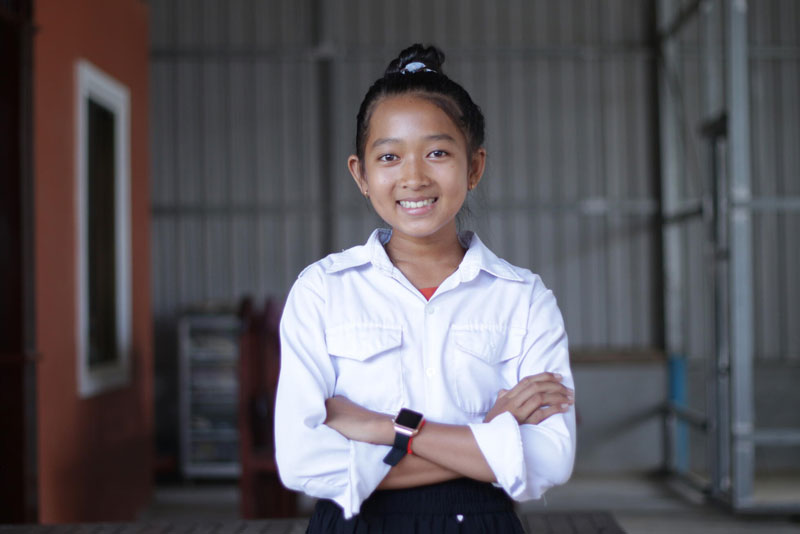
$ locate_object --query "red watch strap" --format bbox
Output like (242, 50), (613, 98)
(407, 419), (426, 455)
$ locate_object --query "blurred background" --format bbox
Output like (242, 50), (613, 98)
(1, 0), (799, 532)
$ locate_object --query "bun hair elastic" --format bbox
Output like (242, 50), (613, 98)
(400, 61), (437, 75)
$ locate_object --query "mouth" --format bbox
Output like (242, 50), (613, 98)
(398, 198), (437, 209)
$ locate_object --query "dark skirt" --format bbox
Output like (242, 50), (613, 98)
(306, 478), (526, 534)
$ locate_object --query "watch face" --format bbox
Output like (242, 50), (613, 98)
(395, 408), (423, 429)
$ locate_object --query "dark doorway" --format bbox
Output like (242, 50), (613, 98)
(0, 0), (38, 523)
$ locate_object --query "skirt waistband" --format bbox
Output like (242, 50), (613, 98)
(357, 478), (514, 516)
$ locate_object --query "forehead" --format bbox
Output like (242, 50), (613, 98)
(366, 94), (466, 146)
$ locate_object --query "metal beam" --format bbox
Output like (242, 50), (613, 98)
(667, 401), (709, 430)
(731, 197), (800, 212)
(726, 0), (756, 509)
(657, 0), (703, 42)
(657, 0), (688, 364)
(150, 44), (656, 62)
(700, 0), (731, 502)
(661, 199), (704, 225)
(750, 429), (800, 446)
(657, 0), (690, 477)
(668, 470), (714, 497)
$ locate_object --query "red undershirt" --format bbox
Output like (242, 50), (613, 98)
(419, 287), (437, 301)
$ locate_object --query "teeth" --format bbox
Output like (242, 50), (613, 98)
(399, 198), (435, 209)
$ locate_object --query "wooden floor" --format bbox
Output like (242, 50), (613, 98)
(0, 512), (625, 534)
(0, 523), (308, 534)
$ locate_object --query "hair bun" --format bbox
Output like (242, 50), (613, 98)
(385, 44), (445, 76)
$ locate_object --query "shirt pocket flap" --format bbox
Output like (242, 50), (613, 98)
(452, 326), (526, 364)
(325, 324), (403, 361)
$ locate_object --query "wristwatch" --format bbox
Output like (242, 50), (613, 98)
(383, 408), (425, 466)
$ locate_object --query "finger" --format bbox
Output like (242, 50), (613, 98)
(521, 390), (573, 415)
(522, 372), (563, 383)
(507, 378), (571, 401)
(497, 388), (508, 398)
(503, 377), (543, 399)
(507, 373), (564, 394)
(544, 392), (574, 408)
(515, 393), (545, 421)
(525, 403), (570, 425)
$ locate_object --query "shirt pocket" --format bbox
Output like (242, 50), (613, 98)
(449, 324), (526, 415)
(326, 323), (403, 413)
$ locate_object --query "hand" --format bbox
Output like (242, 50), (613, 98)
(324, 395), (394, 444)
(484, 372), (574, 425)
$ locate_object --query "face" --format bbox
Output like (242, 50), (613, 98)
(348, 95), (486, 244)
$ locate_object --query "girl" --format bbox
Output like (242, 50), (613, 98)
(275, 44), (576, 533)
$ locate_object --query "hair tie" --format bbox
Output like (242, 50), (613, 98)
(401, 61), (436, 75)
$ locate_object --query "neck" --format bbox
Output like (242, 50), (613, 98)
(384, 226), (466, 289)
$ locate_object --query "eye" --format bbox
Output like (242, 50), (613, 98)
(428, 149), (448, 158)
(378, 153), (398, 162)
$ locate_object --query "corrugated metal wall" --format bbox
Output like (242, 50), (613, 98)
(749, 0), (800, 362)
(669, 0), (800, 363)
(150, 0), (661, 353)
(150, 0), (663, 460)
(149, 0), (799, 468)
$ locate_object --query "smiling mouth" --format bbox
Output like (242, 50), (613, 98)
(398, 198), (437, 209)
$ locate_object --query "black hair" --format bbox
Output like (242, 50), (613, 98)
(354, 44), (486, 163)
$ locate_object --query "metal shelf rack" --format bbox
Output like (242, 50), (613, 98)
(179, 313), (242, 478)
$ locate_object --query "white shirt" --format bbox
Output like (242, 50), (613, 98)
(275, 229), (576, 519)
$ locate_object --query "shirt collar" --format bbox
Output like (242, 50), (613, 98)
(457, 231), (523, 283)
(322, 229), (390, 274)
(323, 228), (523, 283)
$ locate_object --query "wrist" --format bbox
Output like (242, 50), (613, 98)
(374, 413), (395, 445)
(382, 408), (425, 466)
(407, 419), (426, 454)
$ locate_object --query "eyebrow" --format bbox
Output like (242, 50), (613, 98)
(425, 133), (457, 143)
(370, 133), (457, 149)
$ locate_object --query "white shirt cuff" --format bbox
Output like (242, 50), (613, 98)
(469, 411), (526, 498)
(341, 440), (392, 519)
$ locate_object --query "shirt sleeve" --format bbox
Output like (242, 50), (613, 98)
(274, 273), (391, 518)
(468, 286), (576, 501)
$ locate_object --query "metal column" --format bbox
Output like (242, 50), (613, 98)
(725, 0), (756, 509)
(699, 0), (731, 502)
(657, 0), (689, 476)
(656, 0), (742, 506)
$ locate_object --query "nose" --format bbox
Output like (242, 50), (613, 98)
(400, 155), (430, 189)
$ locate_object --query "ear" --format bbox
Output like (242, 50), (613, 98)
(467, 148), (487, 191)
(348, 155), (369, 196)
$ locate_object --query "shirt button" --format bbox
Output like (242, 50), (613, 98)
(426, 306), (436, 315)
(426, 367), (436, 378)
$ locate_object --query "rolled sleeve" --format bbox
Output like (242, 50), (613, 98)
(517, 408), (576, 499)
(469, 411), (526, 495)
(469, 409), (575, 501)
(470, 283), (577, 501)
(275, 274), (391, 518)
(347, 441), (392, 515)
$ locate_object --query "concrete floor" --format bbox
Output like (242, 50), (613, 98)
(520, 475), (800, 534)
(140, 475), (800, 533)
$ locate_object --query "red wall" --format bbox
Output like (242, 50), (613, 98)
(34, 0), (153, 522)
